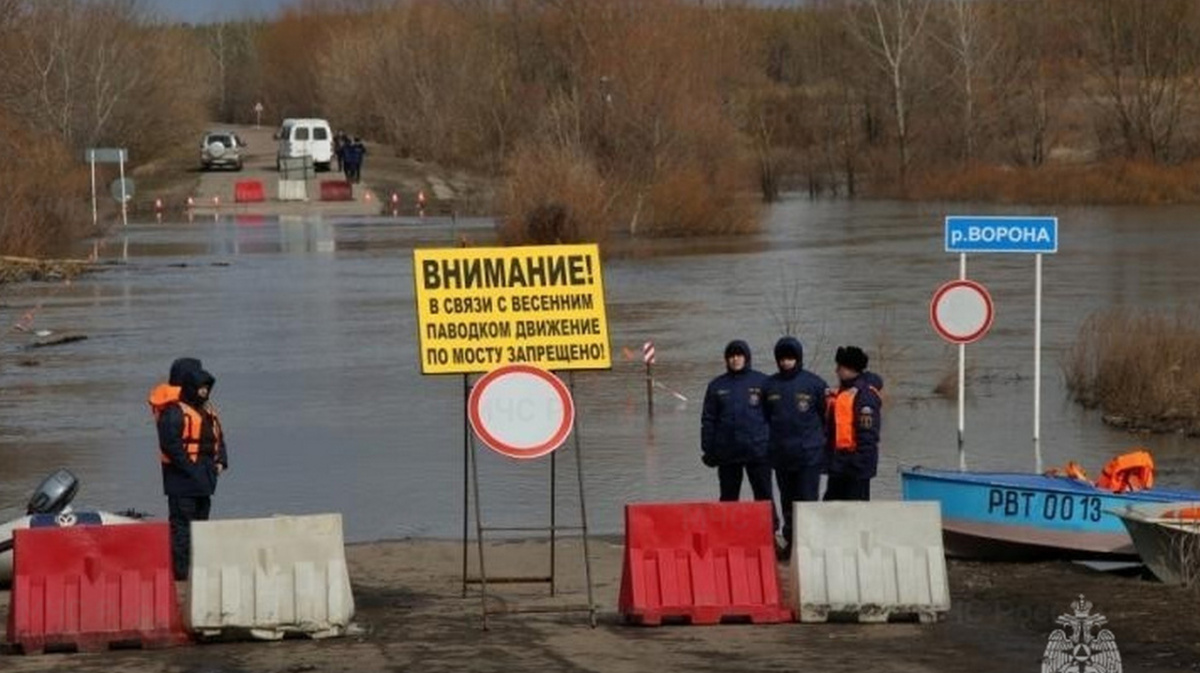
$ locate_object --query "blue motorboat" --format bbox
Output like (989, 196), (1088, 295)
(900, 466), (1200, 561)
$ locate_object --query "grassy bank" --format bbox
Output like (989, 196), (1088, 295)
(1065, 308), (1200, 435)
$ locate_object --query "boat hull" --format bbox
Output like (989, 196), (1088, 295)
(1114, 504), (1200, 585)
(0, 510), (140, 584)
(901, 467), (1200, 562)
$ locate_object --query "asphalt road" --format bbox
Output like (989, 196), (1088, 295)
(189, 124), (381, 217)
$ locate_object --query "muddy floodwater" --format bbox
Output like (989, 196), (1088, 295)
(2, 201), (1199, 542)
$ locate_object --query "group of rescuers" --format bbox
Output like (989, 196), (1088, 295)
(702, 338), (882, 560)
(137, 341), (872, 578)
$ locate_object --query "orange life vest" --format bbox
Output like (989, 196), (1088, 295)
(830, 387), (859, 451)
(827, 384), (882, 452)
(1045, 461), (1090, 482)
(158, 401), (222, 466)
(1161, 506), (1200, 520)
(1095, 449), (1155, 493)
(147, 383), (180, 420)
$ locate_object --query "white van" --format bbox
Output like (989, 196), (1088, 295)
(276, 118), (334, 172)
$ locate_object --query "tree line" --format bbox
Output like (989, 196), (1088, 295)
(4, 0), (1200, 254)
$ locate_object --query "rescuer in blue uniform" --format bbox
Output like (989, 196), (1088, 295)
(701, 340), (776, 521)
(156, 366), (228, 580)
(762, 336), (829, 559)
(824, 346), (883, 502)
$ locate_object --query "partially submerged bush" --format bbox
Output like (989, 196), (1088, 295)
(498, 143), (610, 245)
(1065, 308), (1200, 434)
(0, 115), (89, 257)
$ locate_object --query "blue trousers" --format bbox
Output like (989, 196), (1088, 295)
(168, 495), (211, 580)
(776, 466), (822, 548)
(824, 474), (871, 501)
(718, 462), (779, 531)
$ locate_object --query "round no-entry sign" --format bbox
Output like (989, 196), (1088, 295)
(931, 279), (994, 344)
(468, 364), (575, 460)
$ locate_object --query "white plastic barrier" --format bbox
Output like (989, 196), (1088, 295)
(277, 179), (307, 201)
(791, 501), (950, 623)
(189, 513), (354, 639)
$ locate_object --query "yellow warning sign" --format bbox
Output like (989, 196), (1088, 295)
(413, 244), (611, 374)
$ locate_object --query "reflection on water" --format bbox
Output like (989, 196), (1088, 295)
(2, 203), (1199, 542)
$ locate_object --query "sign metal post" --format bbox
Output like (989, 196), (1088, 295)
(944, 216), (1058, 473)
(414, 243), (610, 629)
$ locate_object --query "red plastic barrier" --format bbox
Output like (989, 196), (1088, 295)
(6, 522), (189, 654)
(319, 180), (353, 202)
(233, 180), (265, 203)
(618, 501), (791, 626)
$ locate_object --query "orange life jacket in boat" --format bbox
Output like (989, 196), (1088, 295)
(1095, 449), (1155, 493)
(1161, 506), (1200, 520)
(1045, 461), (1090, 482)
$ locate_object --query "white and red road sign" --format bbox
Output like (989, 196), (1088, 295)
(468, 364), (575, 460)
(930, 279), (994, 345)
(642, 341), (655, 365)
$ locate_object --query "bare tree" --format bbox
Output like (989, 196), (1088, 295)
(988, 0), (1067, 168)
(846, 0), (932, 188)
(1080, 0), (1200, 162)
(933, 0), (996, 163)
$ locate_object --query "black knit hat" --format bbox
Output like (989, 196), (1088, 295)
(835, 346), (868, 373)
(724, 341), (749, 359)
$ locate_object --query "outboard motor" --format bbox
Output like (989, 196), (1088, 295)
(25, 469), (79, 515)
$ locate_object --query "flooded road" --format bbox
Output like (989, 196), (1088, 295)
(2, 201), (1199, 542)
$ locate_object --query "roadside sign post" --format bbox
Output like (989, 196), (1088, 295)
(930, 278), (995, 470)
(89, 153), (98, 228)
(944, 216), (1058, 473)
(642, 340), (655, 415)
(118, 152), (127, 227)
(84, 148), (128, 229)
(413, 243), (610, 629)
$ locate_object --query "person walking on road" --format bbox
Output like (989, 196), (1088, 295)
(701, 340), (776, 524)
(333, 131), (349, 174)
(342, 136), (366, 184)
(152, 362), (228, 580)
(823, 346), (883, 502)
(762, 336), (828, 560)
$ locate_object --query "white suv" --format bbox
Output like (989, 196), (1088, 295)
(200, 131), (245, 171)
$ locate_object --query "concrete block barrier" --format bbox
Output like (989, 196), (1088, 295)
(188, 514), (354, 640)
(791, 501), (950, 623)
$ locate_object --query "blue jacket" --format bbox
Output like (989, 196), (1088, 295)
(826, 372), (883, 479)
(762, 337), (829, 470)
(701, 340), (769, 465)
(157, 368), (227, 498)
